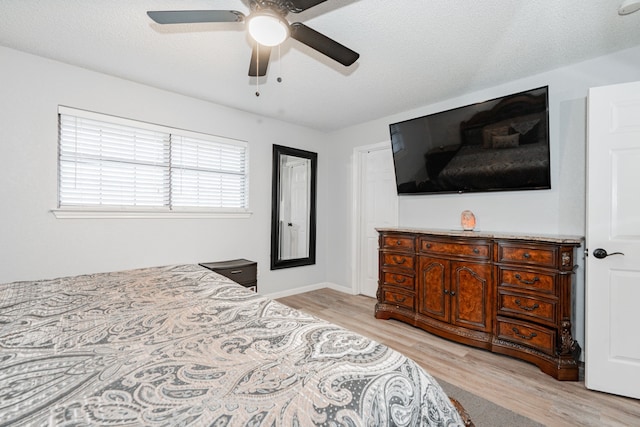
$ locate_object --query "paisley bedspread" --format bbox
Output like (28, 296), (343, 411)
(0, 264), (463, 426)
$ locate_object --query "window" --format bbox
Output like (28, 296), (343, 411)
(55, 106), (249, 218)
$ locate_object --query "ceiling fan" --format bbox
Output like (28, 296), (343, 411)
(147, 0), (360, 77)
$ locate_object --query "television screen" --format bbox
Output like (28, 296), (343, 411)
(389, 86), (550, 195)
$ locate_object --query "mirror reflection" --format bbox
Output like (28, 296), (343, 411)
(278, 154), (311, 260)
(271, 145), (317, 270)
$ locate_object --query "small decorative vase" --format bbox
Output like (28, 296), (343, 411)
(461, 210), (476, 231)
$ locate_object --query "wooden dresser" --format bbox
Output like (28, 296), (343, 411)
(375, 228), (582, 380)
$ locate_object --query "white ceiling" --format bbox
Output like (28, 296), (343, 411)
(1, 0), (639, 131)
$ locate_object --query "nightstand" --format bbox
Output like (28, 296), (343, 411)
(199, 259), (257, 292)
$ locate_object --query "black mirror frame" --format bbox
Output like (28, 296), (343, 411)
(270, 144), (317, 270)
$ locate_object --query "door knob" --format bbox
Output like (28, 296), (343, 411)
(592, 248), (625, 259)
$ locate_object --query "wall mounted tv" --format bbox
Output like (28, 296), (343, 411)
(389, 86), (550, 195)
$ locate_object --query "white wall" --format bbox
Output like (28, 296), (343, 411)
(325, 44), (640, 353)
(0, 46), (328, 295)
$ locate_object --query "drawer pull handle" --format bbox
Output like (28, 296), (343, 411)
(522, 253), (531, 259)
(230, 270), (243, 274)
(450, 290), (456, 296)
(426, 243), (432, 248)
(512, 327), (537, 340)
(473, 248), (480, 254)
(444, 289), (449, 295)
(393, 257), (406, 264)
(393, 295), (406, 303)
(514, 274), (539, 285)
(394, 275), (406, 283)
(515, 299), (539, 311)
(396, 240), (403, 245)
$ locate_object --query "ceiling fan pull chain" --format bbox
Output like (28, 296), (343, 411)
(277, 44), (283, 83)
(255, 43), (260, 97)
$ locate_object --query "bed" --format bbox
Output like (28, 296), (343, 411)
(426, 91), (550, 192)
(437, 140), (550, 190)
(0, 264), (465, 426)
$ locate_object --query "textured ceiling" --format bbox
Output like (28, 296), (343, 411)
(1, 0), (639, 131)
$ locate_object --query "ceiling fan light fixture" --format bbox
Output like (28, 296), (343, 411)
(248, 12), (289, 46)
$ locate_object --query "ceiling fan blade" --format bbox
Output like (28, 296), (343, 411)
(286, 0), (328, 13)
(147, 10), (245, 25)
(289, 23), (359, 66)
(248, 43), (272, 77)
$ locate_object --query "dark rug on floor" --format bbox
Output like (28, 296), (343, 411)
(436, 378), (544, 427)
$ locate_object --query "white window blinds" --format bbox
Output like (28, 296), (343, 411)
(171, 135), (247, 208)
(58, 107), (248, 213)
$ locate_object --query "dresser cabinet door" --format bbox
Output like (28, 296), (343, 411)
(417, 256), (450, 323)
(418, 257), (492, 331)
(451, 261), (493, 332)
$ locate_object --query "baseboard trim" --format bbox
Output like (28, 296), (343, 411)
(263, 282), (356, 300)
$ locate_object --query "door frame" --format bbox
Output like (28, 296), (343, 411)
(351, 141), (398, 295)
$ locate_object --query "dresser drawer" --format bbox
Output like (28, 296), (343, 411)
(498, 268), (556, 295)
(497, 242), (558, 268)
(496, 317), (556, 355)
(382, 289), (414, 310)
(498, 290), (556, 325)
(420, 238), (491, 260)
(382, 252), (415, 269)
(381, 271), (415, 290)
(382, 234), (415, 252)
(211, 265), (256, 284)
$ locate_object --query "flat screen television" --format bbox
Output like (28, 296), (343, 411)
(389, 86), (550, 195)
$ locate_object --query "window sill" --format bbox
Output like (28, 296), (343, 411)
(51, 208), (252, 219)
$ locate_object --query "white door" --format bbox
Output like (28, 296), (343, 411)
(586, 80), (640, 399)
(288, 159), (310, 258)
(356, 144), (398, 298)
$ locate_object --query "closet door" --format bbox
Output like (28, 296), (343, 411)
(356, 144), (398, 298)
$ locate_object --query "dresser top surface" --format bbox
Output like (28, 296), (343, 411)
(199, 259), (256, 270)
(377, 227), (584, 245)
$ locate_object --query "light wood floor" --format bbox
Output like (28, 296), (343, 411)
(277, 288), (640, 427)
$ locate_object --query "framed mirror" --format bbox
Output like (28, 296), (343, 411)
(270, 144), (317, 270)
